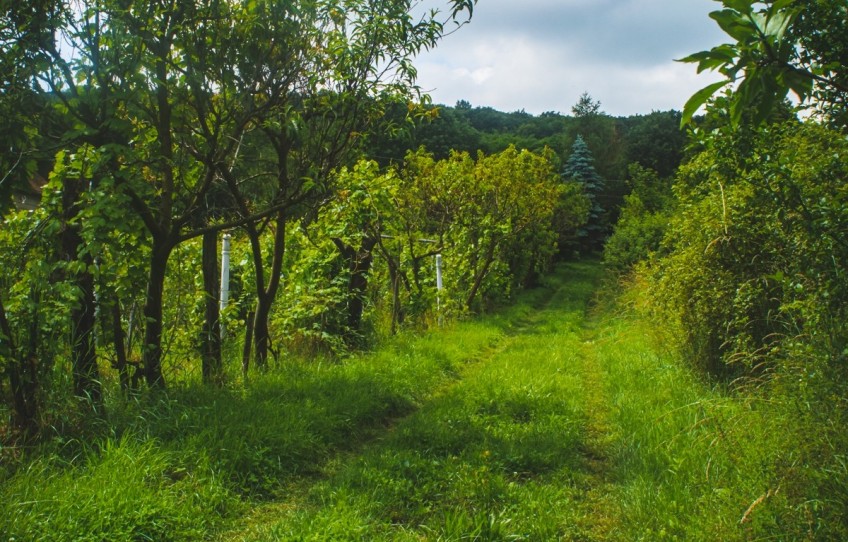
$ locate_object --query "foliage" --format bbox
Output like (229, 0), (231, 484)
(396, 146), (571, 312)
(679, 0), (848, 127)
(367, 101), (685, 180)
(648, 121), (848, 380)
(603, 164), (673, 271)
(791, 0), (848, 126)
(621, 110), (686, 178)
(0, 1), (59, 211)
(572, 91), (602, 117)
(563, 135), (606, 251)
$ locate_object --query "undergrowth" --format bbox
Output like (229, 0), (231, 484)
(0, 267), (531, 541)
(2, 261), (845, 540)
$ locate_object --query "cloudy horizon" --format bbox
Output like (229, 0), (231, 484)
(413, 0), (728, 116)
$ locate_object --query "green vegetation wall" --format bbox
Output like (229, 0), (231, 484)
(645, 121), (848, 382)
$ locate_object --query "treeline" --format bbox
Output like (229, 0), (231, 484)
(369, 94), (686, 205)
(371, 95), (686, 177)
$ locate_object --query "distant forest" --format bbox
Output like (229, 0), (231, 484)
(367, 95), (686, 217)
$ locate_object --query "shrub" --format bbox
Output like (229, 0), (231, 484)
(648, 121), (848, 380)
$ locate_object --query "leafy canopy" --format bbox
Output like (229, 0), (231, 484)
(679, 0), (848, 127)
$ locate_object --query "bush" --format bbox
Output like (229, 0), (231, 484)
(648, 121), (848, 380)
(604, 164), (673, 272)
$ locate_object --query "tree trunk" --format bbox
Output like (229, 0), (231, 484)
(465, 240), (498, 311)
(390, 264), (401, 335)
(241, 222), (263, 375)
(0, 297), (37, 435)
(348, 237), (377, 335)
(253, 294), (272, 370)
(335, 236), (377, 346)
(60, 175), (102, 408)
(242, 309), (255, 379)
(109, 300), (131, 394)
(70, 267), (101, 405)
(375, 239), (406, 335)
(142, 240), (171, 389)
(252, 213), (286, 370)
(201, 230), (222, 384)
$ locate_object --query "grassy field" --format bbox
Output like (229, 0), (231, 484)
(2, 261), (844, 540)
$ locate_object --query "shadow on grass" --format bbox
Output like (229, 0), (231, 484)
(250, 260), (605, 539)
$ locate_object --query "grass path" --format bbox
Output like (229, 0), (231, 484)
(218, 260), (811, 541)
(2, 261), (839, 540)
(221, 261), (618, 540)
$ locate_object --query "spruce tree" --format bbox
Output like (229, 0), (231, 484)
(564, 135), (606, 250)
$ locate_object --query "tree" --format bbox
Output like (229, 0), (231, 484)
(622, 110), (685, 178)
(567, 93), (627, 181)
(572, 91), (601, 118)
(210, 0), (476, 371)
(1, 2), (64, 431)
(603, 164), (673, 271)
(406, 146), (563, 311)
(27, 0), (476, 388)
(679, 0), (848, 127)
(2, 1), (118, 411)
(0, 1), (59, 212)
(315, 161), (401, 345)
(563, 135), (606, 251)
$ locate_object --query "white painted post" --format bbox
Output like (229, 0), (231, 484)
(220, 233), (231, 313)
(435, 253), (443, 326)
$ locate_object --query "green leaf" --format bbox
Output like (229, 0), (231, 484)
(770, 0), (797, 13)
(764, 10), (793, 42)
(778, 68), (813, 100)
(722, 0), (754, 13)
(678, 46), (739, 73)
(681, 81), (728, 126)
(710, 9), (757, 42)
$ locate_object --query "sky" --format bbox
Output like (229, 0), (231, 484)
(412, 0), (729, 116)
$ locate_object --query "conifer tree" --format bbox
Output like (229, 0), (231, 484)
(564, 135), (606, 250)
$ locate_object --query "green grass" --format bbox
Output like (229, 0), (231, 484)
(591, 310), (848, 541)
(3, 260), (846, 540)
(0, 262), (547, 541)
(223, 261), (607, 540)
(1, 436), (236, 541)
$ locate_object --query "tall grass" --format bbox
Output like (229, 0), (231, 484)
(0, 275), (520, 540)
(3, 260), (844, 540)
(593, 278), (848, 541)
(0, 436), (236, 541)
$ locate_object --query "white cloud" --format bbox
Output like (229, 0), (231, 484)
(413, 0), (728, 115)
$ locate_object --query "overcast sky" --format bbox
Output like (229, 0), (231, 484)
(412, 0), (728, 116)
